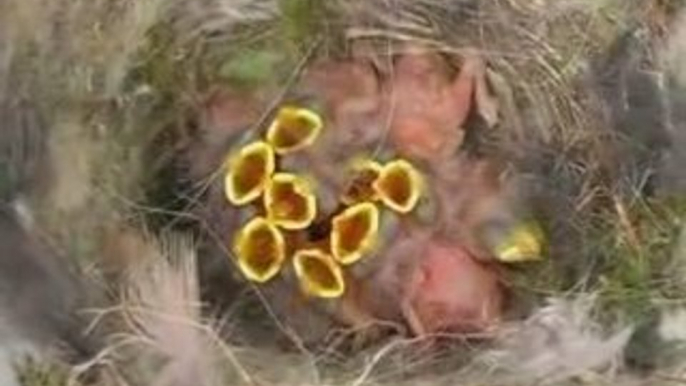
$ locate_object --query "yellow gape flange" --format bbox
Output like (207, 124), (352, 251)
(494, 220), (544, 263)
(293, 249), (345, 298)
(266, 107), (323, 155)
(331, 202), (379, 265)
(264, 173), (317, 230)
(225, 104), (427, 295)
(373, 159), (422, 214)
(224, 141), (275, 206)
(233, 217), (286, 283)
(341, 159), (382, 205)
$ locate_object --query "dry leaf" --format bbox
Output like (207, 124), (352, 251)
(475, 68), (500, 127)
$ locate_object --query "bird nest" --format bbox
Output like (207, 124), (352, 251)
(4, 0), (686, 385)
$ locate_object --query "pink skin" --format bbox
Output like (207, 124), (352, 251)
(430, 156), (507, 261)
(303, 60), (383, 147)
(389, 52), (482, 160)
(337, 231), (503, 337)
(402, 241), (503, 336)
(303, 49), (487, 162)
(201, 49), (504, 340)
(304, 51), (504, 336)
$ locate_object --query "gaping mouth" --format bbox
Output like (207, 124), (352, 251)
(373, 159), (422, 214)
(266, 106), (323, 155)
(331, 202), (379, 265)
(293, 249), (345, 298)
(341, 159), (382, 205)
(264, 173), (317, 230)
(224, 141), (275, 205)
(233, 217), (286, 283)
(222, 104), (424, 296)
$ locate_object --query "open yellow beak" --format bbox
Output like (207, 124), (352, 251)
(341, 159), (382, 205)
(293, 249), (345, 298)
(266, 107), (323, 155)
(330, 202), (380, 265)
(264, 173), (317, 230)
(224, 141), (275, 206)
(373, 159), (422, 214)
(232, 217), (286, 283)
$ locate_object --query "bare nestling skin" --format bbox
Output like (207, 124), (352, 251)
(197, 46), (508, 342)
(302, 47), (493, 162)
(389, 50), (488, 161)
(336, 229), (503, 337)
(402, 241), (503, 335)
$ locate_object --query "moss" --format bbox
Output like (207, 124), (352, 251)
(595, 196), (686, 324)
(219, 49), (287, 88)
(15, 357), (76, 386)
(278, 0), (325, 51)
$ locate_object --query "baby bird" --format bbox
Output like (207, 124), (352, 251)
(334, 227), (503, 337)
(289, 49), (511, 338)
(193, 45), (532, 343)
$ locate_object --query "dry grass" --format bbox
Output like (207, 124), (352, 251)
(3, 0), (686, 385)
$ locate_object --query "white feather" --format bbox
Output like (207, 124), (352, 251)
(480, 296), (633, 385)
